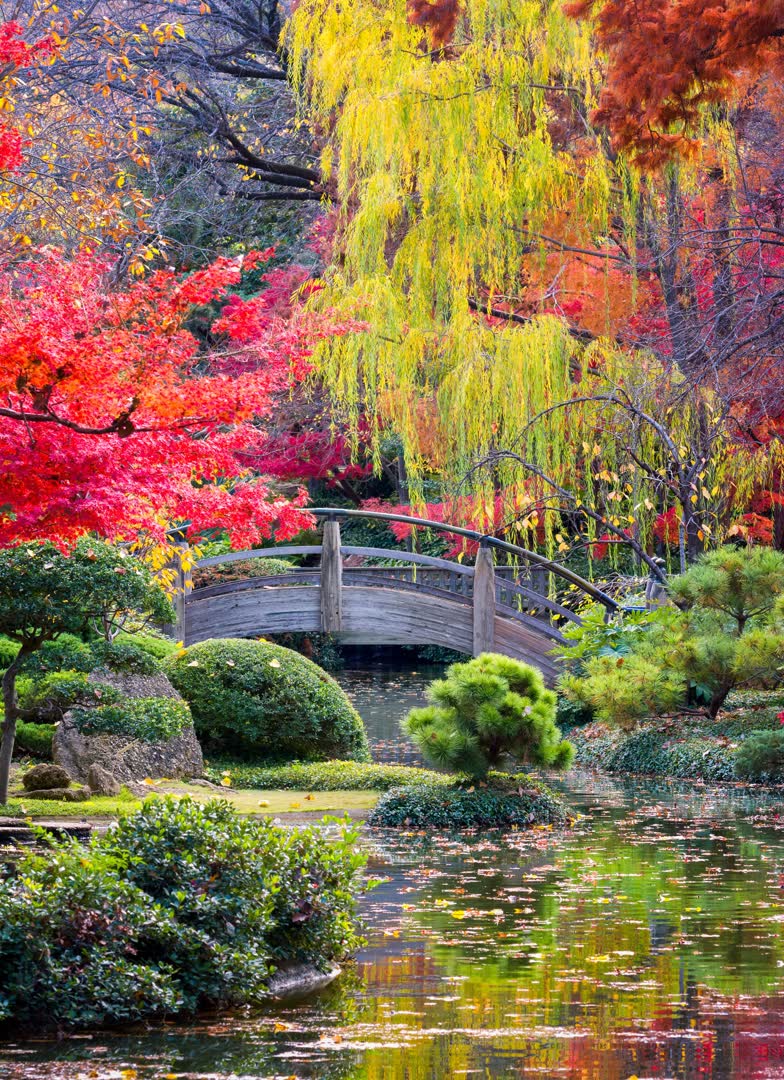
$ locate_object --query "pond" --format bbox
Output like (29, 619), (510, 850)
(4, 665), (784, 1080)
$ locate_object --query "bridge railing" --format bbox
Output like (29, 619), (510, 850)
(180, 508), (617, 654)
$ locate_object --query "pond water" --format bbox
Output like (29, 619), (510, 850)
(5, 667), (784, 1080)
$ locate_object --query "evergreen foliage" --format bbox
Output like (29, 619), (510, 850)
(404, 653), (573, 779)
(0, 797), (366, 1029)
(166, 638), (370, 762)
(0, 540), (173, 804)
(71, 698), (191, 743)
(560, 548), (784, 725)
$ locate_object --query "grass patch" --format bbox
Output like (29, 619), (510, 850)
(0, 787), (143, 818)
(205, 757), (446, 791)
(1, 785), (379, 820)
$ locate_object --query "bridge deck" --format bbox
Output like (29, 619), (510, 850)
(183, 579), (561, 683)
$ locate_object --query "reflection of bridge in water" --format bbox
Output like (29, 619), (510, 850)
(176, 508), (618, 684)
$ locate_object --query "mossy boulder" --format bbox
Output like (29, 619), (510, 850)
(166, 638), (370, 763)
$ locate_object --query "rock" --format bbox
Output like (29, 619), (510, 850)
(21, 763), (71, 791)
(189, 777), (223, 790)
(87, 763), (121, 797)
(265, 963), (341, 1001)
(54, 716), (203, 786)
(87, 668), (182, 701)
(54, 669), (203, 785)
(22, 786), (90, 802)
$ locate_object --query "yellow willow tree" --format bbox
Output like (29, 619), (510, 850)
(284, 0), (770, 562)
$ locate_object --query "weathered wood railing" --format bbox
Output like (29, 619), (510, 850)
(177, 510), (618, 676)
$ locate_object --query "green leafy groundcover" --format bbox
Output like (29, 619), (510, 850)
(569, 690), (784, 784)
(166, 638), (370, 763)
(0, 797), (367, 1030)
(70, 697), (191, 743)
(206, 758), (446, 791)
(368, 773), (569, 829)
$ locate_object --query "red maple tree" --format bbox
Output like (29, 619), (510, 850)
(0, 249), (330, 548)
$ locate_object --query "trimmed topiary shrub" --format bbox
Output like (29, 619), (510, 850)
(206, 758), (445, 791)
(369, 774), (568, 829)
(404, 653), (573, 779)
(166, 638), (370, 763)
(0, 796), (367, 1029)
(70, 698), (191, 743)
(113, 630), (178, 661)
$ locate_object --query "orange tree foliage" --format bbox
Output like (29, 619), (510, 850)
(567, 0), (784, 164)
(0, 248), (333, 548)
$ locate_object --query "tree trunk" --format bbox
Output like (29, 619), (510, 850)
(0, 647), (30, 805)
(708, 683), (732, 720)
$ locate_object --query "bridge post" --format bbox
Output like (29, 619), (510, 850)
(171, 542), (193, 643)
(320, 519), (343, 632)
(472, 542), (496, 655)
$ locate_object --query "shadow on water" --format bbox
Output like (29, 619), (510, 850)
(5, 667), (784, 1079)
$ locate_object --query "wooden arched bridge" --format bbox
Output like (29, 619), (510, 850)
(175, 508), (618, 684)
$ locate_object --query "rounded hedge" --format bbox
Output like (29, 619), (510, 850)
(368, 773), (568, 829)
(166, 638), (370, 763)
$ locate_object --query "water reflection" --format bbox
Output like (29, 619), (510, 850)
(5, 676), (784, 1079)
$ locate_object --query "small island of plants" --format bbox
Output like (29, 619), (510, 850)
(369, 653), (573, 829)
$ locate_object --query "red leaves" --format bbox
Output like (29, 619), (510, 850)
(567, 0), (784, 165)
(407, 0), (461, 48)
(0, 249), (327, 548)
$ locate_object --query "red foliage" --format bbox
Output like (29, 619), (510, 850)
(566, 0), (784, 164)
(0, 250), (323, 548)
(653, 506), (681, 546)
(407, 0), (461, 48)
(362, 493), (546, 557)
(0, 22), (52, 173)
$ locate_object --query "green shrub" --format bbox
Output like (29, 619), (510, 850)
(559, 547), (784, 726)
(21, 634), (94, 677)
(193, 556), (294, 589)
(89, 639), (161, 675)
(206, 758), (446, 791)
(166, 638), (370, 762)
(0, 636), (20, 669)
(18, 671), (121, 723)
(734, 730), (784, 782)
(14, 721), (54, 759)
(404, 653), (572, 779)
(569, 721), (738, 783)
(0, 797), (366, 1028)
(114, 630), (178, 660)
(369, 774), (568, 829)
(71, 697), (191, 743)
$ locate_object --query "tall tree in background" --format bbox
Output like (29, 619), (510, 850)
(283, 0), (783, 560)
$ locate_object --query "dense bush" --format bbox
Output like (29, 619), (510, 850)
(192, 556), (294, 589)
(167, 638), (370, 762)
(369, 774), (568, 829)
(0, 636), (19, 669)
(18, 671), (121, 723)
(21, 634), (94, 677)
(89, 639), (162, 675)
(71, 698), (191, 743)
(14, 721), (54, 759)
(734, 731), (784, 782)
(0, 797), (366, 1029)
(206, 758), (446, 791)
(113, 630), (178, 661)
(404, 653), (573, 779)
